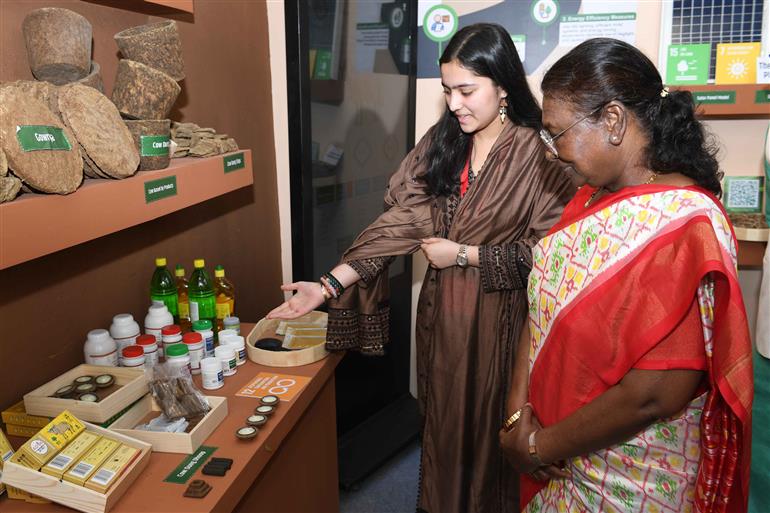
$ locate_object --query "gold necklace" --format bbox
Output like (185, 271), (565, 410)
(584, 172), (658, 208)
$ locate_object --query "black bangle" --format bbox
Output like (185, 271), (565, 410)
(322, 272), (345, 297)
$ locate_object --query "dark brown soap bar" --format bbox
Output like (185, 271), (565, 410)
(183, 479), (211, 498)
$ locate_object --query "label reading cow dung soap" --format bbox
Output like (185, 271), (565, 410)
(140, 135), (171, 157)
(16, 125), (72, 151)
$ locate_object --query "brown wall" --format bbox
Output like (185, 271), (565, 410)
(0, 1), (283, 411)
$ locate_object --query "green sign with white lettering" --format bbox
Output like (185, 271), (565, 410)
(164, 446), (217, 484)
(144, 175), (177, 203)
(140, 135), (171, 157)
(693, 91), (736, 104)
(755, 90), (770, 104)
(666, 44), (710, 85)
(223, 152), (245, 173)
(16, 125), (72, 151)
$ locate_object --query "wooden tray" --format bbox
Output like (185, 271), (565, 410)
(109, 395), (227, 453)
(2, 422), (151, 513)
(246, 311), (329, 367)
(24, 365), (148, 423)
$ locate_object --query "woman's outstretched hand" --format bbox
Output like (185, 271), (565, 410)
(266, 281), (325, 319)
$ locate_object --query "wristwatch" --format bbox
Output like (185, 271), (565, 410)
(456, 245), (469, 268)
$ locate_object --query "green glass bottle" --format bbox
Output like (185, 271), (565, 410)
(188, 259), (216, 331)
(150, 257), (178, 319)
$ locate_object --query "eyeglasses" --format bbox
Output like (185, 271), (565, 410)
(539, 104), (606, 159)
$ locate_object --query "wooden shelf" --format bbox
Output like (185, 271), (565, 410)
(0, 150), (253, 270)
(669, 84), (770, 118)
(145, 0), (194, 13)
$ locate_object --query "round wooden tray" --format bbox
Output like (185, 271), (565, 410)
(246, 311), (328, 367)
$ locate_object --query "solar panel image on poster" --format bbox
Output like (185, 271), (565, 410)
(668, 0), (765, 80)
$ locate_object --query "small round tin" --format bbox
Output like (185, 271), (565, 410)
(236, 426), (258, 440)
(74, 375), (94, 385)
(254, 405), (275, 416)
(94, 374), (115, 388)
(260, 395), (279, 406)
(246, 414), (267, 427)
(78, 393), (99, 402)
(75, 383), (96, 394)
(54, 384), (75, 398)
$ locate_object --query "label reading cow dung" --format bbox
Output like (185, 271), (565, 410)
(140, 135), (171, 157)
(16, 125), (72, 152)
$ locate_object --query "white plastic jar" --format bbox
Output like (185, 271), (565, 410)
(200, 357), (224, 390)
(223, 335), (247, 366)
(223, 316), (240, 335)
(121, 345), (146, 369)
(192, 319), (215, 358)
(84, 329), (119, 367)
(165, 343), (191, 374)
(135, 334), (159, 368)
(182, 332), (205, 375)
(218, 329), (237, 341)
(144, 302), (173, 355)
(161, 325), (182, 360)
(110, 314), (141, 362)
(214, 345), (237, 377)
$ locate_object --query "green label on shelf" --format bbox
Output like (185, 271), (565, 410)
(164, 446), (217, 484)
(140, 135), (171, 157)
(223, 152), (245, 173)
(144, 175), (177, 203)
(16, 125), (72, 152)
(693, 91), (736, 104)
(755, 90), (770, 104)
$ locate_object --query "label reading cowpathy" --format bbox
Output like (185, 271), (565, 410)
(16, 125), (72, 151)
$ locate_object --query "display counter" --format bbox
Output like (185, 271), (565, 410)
(3, 323), (343, 513)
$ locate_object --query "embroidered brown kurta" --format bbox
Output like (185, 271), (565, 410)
(327, 121), (575, 513)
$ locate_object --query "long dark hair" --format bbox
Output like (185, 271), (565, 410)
(541, 38), (722, 196)
(424, 23), (542, 197)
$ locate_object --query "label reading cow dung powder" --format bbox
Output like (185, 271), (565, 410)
(140, 135), (170, 157)
(16, 125), (72, 151)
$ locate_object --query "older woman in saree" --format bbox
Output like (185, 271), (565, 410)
(500, 38), (753, 513)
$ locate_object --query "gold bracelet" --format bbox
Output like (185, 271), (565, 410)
(502, 408), (522, 432)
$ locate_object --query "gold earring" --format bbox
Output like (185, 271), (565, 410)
(499, 105), (507, 124)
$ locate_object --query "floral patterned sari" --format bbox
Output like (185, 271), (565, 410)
(522, 185), (753, 513)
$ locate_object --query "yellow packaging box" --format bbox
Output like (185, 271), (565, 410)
(6, 424), (39, 438)
(42, 431), (101, 479)
(63, 437), (120, 486)
(18, 410), (85, 468)
(1, 401), (51, 428)
(0, 427), (15, 496)
(85, 445), (140, 492)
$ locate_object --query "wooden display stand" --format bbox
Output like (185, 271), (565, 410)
(3, 324), (343, 513)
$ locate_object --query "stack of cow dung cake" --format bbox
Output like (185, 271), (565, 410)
(112, 20), (184, 170)
(0, 87), (83, 199)
(58, 84), (139, 179)
(171, 122), (239, 158)
(22, 7), (104, 92)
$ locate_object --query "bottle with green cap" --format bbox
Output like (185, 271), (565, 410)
(214, 265), (236, 332)
(150, 257), (178, 319)
(175, 264), (191, 332)
(188, 259), (216, 334)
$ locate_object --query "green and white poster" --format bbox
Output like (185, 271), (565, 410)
(666, 44), (710, 85)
